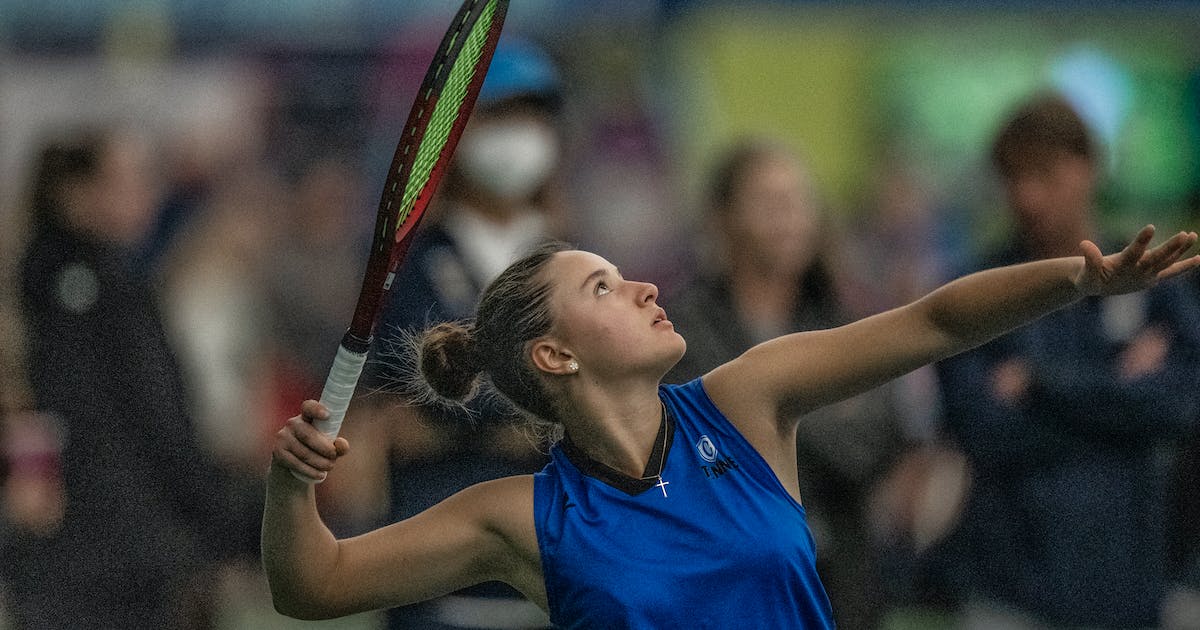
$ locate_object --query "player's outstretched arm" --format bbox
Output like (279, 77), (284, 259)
(705, 226), (1199, 424)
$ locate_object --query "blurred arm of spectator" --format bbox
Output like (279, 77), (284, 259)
(0, 304), (67, 630)
(0, 303), (64, 538)
(1018, 290), (1200, 446)
(1, 410), (63, 537)
(936, 288), (1200, 468)
(319, 399), (437, 534)
(935, 342), (1077, 472)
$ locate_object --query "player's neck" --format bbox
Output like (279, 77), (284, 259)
(561, 386), (663, 478)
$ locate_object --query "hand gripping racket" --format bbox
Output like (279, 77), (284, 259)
(301, 0), (509, 480)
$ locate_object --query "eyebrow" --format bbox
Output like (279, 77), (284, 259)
(581, 267), (620, 291)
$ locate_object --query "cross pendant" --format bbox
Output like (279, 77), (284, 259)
(655, 476), (670, 498)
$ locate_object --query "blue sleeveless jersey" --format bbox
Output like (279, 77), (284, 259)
(533, 378), (835, 629)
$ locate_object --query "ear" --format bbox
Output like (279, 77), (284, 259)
(530, 338), (576, 375)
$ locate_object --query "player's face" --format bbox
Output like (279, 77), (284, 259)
(543, 250), (686, 380)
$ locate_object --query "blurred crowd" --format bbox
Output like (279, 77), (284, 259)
(2, 5), (1200, 630)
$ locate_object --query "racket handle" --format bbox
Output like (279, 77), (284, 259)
(314, 343), (368, 439)
(290, 343), (368, 484)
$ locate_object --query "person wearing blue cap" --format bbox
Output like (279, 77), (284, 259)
(339, 37), (567, 630)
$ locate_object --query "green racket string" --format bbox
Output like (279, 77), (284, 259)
(391, 0), (497, 234)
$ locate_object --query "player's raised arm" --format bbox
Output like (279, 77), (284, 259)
(704, 226), (1199, 422)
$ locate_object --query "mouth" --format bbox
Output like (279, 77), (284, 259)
(652, 308), (671, 327)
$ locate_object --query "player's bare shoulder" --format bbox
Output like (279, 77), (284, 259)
(459, 475), (545, 606)
(467, 475), (536, 537)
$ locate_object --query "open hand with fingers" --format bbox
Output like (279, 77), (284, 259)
(1075, 225), (1200, 297)
(272, 400), (350, 483)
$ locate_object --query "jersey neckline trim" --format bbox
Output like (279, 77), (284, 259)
(559, 403), (675, 496)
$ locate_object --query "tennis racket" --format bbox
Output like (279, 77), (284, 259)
(302, 0), (510, 478)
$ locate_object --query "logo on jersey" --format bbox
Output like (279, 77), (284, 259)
(696, 434), (739, 480)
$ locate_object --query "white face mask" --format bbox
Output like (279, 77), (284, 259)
(455, 119), (559, 200)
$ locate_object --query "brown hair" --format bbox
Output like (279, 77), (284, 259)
(417, 240), (572, 433)
(27, 128), (112, 232)
(705, 138), (841, 317)
(709, 138), (797, 216)
(990, 93), (1098, 178)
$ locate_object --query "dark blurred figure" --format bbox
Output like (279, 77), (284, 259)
(1160, 187), (1200, 630)
(8, 127), (250, 629)
(334, 38), (568, 629)
(936, 94), (1200, 628)
(663, 139), (901, 630)
(267, 156), (371, 399)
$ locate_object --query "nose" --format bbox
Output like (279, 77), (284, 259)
(635, 281), (658, 305)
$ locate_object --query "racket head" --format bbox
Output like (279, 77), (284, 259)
(347, 0), (510, 346)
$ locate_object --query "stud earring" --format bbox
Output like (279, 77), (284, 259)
(568, 360), (579, 373)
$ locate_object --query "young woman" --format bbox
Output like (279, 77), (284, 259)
(263, 228), (1199, 628)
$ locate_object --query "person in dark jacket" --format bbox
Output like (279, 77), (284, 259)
(936, 93), (1200, 628)
(10, 127), (247, 629)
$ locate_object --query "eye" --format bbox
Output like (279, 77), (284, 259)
(595, 281), (611, 296)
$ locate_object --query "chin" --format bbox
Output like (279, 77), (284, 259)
(663, 338), (687, 370)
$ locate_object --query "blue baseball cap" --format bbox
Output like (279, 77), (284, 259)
(479, 37), (562, 111)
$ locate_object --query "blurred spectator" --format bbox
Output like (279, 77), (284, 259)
(842, 158), (970, 623)
(266, 157), (371, 396)
(662, 139), (902, 630)
(840, 158), (960, 325)
(338, 37), (569, 630)
(935, 93), (1200, 628)
(155, 166), (295, 605)
(160, 166), (288, 472)
(9, 126), (252, 628)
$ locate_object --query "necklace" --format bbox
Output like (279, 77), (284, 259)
(638, 403), (670, 497)
(559, 402), (674, 498)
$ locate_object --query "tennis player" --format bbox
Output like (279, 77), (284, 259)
(263, 228), (1198, 627)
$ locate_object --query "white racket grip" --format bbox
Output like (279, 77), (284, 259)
(315, 344), (368, 439)
(290, 344), (367, 484)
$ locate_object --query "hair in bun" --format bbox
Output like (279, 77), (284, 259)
(418, 321), (483, 402)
